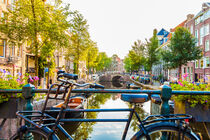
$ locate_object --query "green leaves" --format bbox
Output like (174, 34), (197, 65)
(171, 81), (210, 107)
(145, 29), (160, 71)
(0, 0), (72, 76)
(161, 27), (202, 77)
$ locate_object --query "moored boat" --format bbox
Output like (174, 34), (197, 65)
(45, 95), (86, 119)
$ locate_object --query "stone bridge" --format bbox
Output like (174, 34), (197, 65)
(98, 73), (130, 82)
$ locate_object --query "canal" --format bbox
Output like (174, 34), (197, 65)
(59, 81), (209, 140)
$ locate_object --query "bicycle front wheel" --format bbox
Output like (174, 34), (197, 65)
(10, 127), (58, 140)
(131, 122), (199, 140)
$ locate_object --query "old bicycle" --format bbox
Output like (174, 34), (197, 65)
(10, 71), (200, 140)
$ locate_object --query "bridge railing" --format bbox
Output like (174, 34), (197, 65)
(0, 84), (210, 117)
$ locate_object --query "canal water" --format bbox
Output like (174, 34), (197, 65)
(58, 81), (150, 140)
(59, 81), (209, 140)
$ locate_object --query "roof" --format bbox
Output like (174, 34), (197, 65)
(170, 20), (187, 32)
(194, 2), (210, 19)
(157, 28), (169, 36)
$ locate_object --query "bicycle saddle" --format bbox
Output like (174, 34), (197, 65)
(121, 94), (149, 103)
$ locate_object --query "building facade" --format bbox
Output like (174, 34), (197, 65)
(0, 0), (27, 78)
(192, 3), (210, 83)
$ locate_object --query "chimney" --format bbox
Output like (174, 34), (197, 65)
(187, 14), (194, 21)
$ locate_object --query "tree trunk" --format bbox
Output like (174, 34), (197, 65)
(31, 0), (39, 86)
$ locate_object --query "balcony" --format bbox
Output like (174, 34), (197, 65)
(7, 56), (20, 63)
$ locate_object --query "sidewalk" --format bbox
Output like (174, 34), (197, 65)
(130, 79), (161, 90)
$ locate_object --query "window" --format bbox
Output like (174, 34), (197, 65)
(206, 57), (210, 68)
(200, 26), (204, 45)
(9, 46), (15, 56)
(200, 59), (204, 68)
(17, 46), (22, 57)
(0, 39), (5, 57)
(195, 60), (198, 68)
(190, 25), (193, 34)
(187, 67), (190, 73)
(205, 40), (209, 51)
(204, 24), (209, 36)
(195, 30), (198, 46)
(191, 67), (193, 73)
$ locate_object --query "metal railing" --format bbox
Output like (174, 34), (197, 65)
(0, 84), (210, 116)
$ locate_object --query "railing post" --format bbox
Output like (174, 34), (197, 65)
(22, 83), (35, 112)
(160, 85), (172, 115)
(22, 84), (35, 139)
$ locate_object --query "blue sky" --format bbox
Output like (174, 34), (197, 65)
(64, 0), (207, 58)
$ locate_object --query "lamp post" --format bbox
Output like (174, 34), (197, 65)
(47, 56), (50, 89)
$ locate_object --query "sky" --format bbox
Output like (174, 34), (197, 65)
(63, 0), (207, 59)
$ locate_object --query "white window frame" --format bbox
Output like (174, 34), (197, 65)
(205, 40), (210, 51)
(204, 24), (209, 36)
(200, 26), (204, 45)
(190, 25), (193, 34)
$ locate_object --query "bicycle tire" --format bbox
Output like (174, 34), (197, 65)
(131, 122), (200, 140)
(10, 127), (58, 140)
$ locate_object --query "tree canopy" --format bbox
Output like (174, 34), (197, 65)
(161, 27), (202, 79)
(0, 0), (71, 76)
(145, 29), (160, 72)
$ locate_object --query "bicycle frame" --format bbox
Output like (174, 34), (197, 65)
(15, 77), (195, 140)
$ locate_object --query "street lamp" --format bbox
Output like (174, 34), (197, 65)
(47, 56), (50, 89)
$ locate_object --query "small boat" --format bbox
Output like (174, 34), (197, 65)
(126, 83), (141, 89)
(45, 95), (86, 119)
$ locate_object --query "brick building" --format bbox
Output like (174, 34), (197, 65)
(184, 3), (210, 83)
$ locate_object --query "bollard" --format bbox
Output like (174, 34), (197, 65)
(160, 85), (172, 115)
(22, 84), (35, 139)
(22, 84), (35, 112)
(160, 85), (172, 140)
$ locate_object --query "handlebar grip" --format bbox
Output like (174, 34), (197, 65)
(57, 70), (65, 74)
(90, 84), (104, 89)
(63, 73), (78, 80)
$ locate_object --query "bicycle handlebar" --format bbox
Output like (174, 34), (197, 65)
(57, 70), (104, 89)
(58, 73), (78, 80)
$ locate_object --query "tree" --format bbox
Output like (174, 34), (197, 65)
(123, 56), (132, 73)
(67, 11), (90, 74)
(95, 52), (111, 72)
(0, 0), (71, 76)
(85, 41), (99, 75)
(145, 29), (160, 72)
(161, 27), (202, 79)
(127, 40), (146, 72)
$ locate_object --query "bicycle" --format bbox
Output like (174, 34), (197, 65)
(10, 71), (200, 140)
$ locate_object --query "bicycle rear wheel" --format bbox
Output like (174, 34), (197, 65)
(10, 127), (56, 140)
(131, 122), (199, 140)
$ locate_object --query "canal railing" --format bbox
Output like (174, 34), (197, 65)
(0, 83), (210, 117)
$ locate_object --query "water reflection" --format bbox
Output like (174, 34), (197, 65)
(61, 81), (209, 140)
(61, 81), (150, 139)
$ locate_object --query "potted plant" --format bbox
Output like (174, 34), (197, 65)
(0, 71), (39, 118)
(171, 77), (210, 122)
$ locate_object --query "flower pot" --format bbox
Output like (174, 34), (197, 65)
(0, 98), (24, 118)
(174, 101), (210, 122)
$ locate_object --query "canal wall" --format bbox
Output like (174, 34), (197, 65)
(0, 97), (65, 139)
